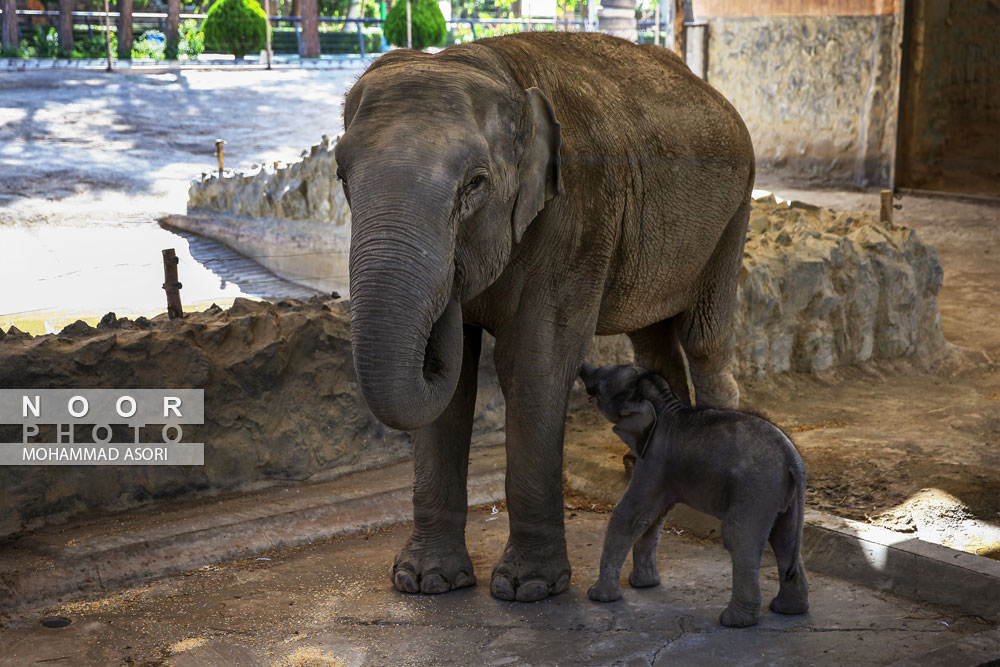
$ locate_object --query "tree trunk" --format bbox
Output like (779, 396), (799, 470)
(58, 0), (73, 57)
(300, 0), (319, 57)
(598, 0), (635, 41)
(117, 0), (133, 59)
(165, 0), (179, 59)
(2, 0), (19, 49)
(291, 0), (300, 18)
(342, 0), (360, 32)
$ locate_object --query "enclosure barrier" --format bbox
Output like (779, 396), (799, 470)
(2, 8), (693, 60)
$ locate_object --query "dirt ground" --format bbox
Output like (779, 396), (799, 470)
(2, 69), (998, 559)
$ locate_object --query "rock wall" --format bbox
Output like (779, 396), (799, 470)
(733, 196), (945, 377)
(0, 298), (506, 540)
(178, 135), (351, 295)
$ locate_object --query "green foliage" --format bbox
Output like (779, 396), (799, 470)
(1, 43), (22, 58)
(20, 26), (60, 58)
(179, 19), (206, 59)
(132, 29), (166, 59)
(384, 0), (446, 50)
(202, 0), (267, 60)
(72, 31), (117, 58)
(450, 0), (515, 20)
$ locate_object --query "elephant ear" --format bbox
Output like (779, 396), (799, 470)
(612, 400), (658, 459)
(512, 87), (563, 245)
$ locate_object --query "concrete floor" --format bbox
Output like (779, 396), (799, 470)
(0, 507), (991, 666)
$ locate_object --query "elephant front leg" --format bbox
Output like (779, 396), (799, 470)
(392, 325), (482, 595)
(490, 329), (592, 602)
(590, 475), (665, 601)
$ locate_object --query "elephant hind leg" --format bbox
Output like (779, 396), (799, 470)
(677, 198), (751, 409)
(768, 491), (809, 615)
(628, 318), (693, 406)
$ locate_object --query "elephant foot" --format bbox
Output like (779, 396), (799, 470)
(628, 567), (660, 588)
(490, 542), (571, 602)
(719, 601), (760, 628)
(588, 579), (622, 602)
(391, 538), (475, 595)
(769, 594), (809, 615)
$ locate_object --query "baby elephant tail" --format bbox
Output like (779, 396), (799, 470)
(768, 463), (810, 615)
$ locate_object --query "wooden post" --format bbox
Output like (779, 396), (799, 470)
(880, 189), (894, 224)
(406, 0), (411, 49)
(166, 0), (179, 60)
(653, 0), (660, 46)
(673, 0), (684, 62)
(162, 249), (183, 319)
(215, 139), (225, 175)
(300, 0), (319, 58)
(2, 0), (19, 50)
(118, 0), (134, 60)
(103, 0), (113, 71)
(58, 0), (74, 58)
(263, 0), (272, 69)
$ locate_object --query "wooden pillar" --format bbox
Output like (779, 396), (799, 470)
(161, 249), (184, 319)
(2, 0), (19, 49)
(300, 0), (319, 58)
(165, 0), (180, 59)
(673, 0), (684, 62)
(117, 0), (133, 59)
(58, 0), (73, 57)
(880, 190), (894, 225)
(597, 0), (636, 41)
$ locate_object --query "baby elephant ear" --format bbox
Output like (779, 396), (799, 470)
(612, 400), (658, 458)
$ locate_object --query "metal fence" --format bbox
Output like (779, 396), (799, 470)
(3, 9), (677, 60)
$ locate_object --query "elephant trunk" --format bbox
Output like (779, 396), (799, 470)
(348, 206), (463, 432)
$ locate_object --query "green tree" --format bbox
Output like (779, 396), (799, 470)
(202, 0), (267, 60)
(384, 0), (445, 50)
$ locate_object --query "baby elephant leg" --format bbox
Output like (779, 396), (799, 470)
(629, 513), (669, 588)
(719, 514), (769, 628)
(589, 486), (659, 602)
(768, 505), (809, 615)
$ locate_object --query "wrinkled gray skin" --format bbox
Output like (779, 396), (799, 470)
(580, 362), (809, 627)
(336, 32), (754, 602)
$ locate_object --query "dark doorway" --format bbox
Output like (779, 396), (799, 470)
(895, 0), (1000, 197)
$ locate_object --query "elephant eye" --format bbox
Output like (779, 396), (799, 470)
(466, 174), (487, 190)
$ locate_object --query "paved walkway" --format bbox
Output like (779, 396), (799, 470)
(0, 507), (994, 666)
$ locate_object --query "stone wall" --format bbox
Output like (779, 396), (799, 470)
(702, 13), (900, 187)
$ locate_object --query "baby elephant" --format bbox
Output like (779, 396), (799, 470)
(580, 362), (809, 628)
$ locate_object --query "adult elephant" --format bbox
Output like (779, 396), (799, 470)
(336, 32), (754, 602)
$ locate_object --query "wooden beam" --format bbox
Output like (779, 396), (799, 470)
(673, 0), (685, 61)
